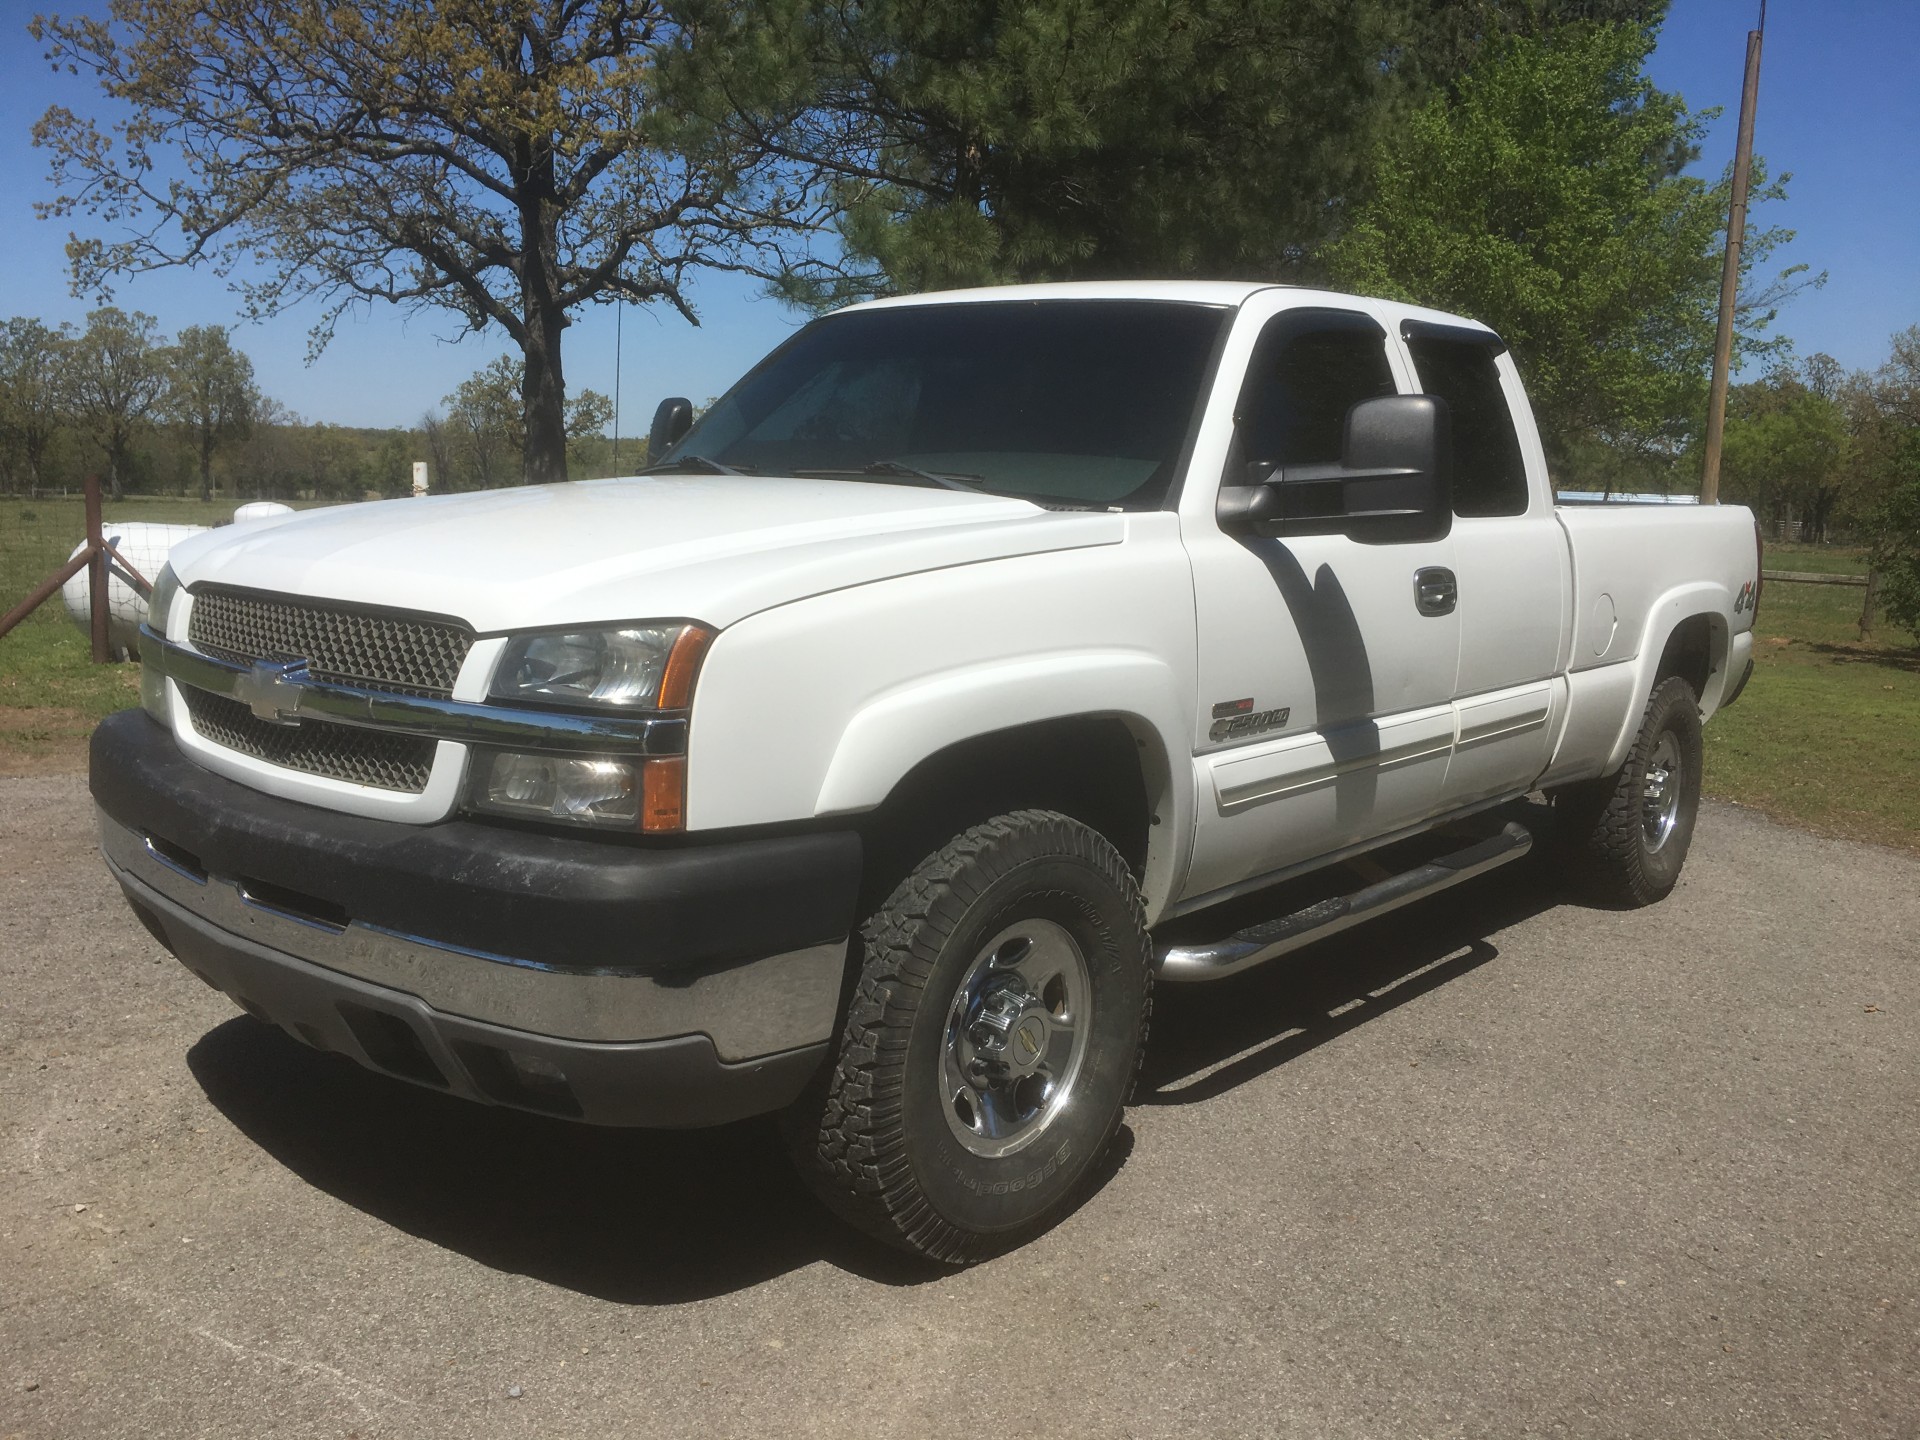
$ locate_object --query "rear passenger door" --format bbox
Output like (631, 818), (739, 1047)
(1179, 300), (1461, 905)
(1397, 321), (1571, 809)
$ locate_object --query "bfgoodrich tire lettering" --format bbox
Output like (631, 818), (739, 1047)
(787, 810), (1151, 1264)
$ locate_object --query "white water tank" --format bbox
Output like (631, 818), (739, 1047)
(60, 520), (209, 655)
(64, 503), (313, 654)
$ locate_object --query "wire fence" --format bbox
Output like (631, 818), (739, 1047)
(0, 487), (348, 659)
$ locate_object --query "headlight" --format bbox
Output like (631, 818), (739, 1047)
(490, 624), (710, 711)
(468, 752), (687, 832)
(476, 621), (709, 833)
(140, 564), (181, 724)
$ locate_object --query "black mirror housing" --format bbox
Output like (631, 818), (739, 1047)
(1218, 395), (1453, 544)
(647, 397), (694, 463)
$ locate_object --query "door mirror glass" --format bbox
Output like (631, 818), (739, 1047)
(1220, 395), (1453, 544)
(647, 397), (694, 462)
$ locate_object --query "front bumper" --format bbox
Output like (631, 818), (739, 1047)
(92, 709), (861, 1126)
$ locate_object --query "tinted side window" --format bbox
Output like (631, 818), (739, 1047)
(1235, 312), (1397, 468)
(1405, 336), (1528, 517)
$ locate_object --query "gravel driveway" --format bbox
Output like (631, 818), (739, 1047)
(3, 774), (1916, 1439)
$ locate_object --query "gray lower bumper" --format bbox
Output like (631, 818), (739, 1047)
(103, 811), (843, 1127)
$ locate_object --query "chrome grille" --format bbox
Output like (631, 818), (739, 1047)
(188, 588), (473, 697)
(183, 688), (436, 793)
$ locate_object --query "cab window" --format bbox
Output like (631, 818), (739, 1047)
(1404, 333), (1528, 517)
(1234, 310), (1397, 468)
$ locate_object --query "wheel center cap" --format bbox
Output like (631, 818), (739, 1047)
(967, 981), (1052, 1083)
(1012, 1013), (1048, 1070)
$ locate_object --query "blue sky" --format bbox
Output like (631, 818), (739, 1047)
(1, 0), (1915, 432)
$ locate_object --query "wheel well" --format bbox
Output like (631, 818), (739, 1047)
(855, 716), (1153, 908)
(1655, 614), (1716, 701)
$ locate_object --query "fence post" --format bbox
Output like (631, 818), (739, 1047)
(1859, 568), (1880, 642)
(84, 474), (110, 663)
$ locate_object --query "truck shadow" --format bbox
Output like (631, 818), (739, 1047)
(1140, 846), (1563, 1105)
(186, 1018), (950, 1303)
(187, 812), (1567, 1303)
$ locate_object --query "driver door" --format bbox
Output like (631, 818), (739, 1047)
(1176, 298), (1461, 906)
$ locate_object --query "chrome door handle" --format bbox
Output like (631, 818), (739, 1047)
(1414, 567), (1457, 617)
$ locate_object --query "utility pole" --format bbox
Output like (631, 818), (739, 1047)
(1700, 1), (1767, 504)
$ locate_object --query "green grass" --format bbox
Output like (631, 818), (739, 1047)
(1704, 577), (1919, 851)
(1762, 540), (1872, 577)
(5, 496), (1917, 849)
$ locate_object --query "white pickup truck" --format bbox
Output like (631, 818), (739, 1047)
(96, 281), (1762, 1263)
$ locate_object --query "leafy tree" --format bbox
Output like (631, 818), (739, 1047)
(1323, 22), (1812, 466)
(443, 357), (525, 491)
(1876, 325), (1920, 431)
(565, 388), (616, 474)
(720, 0), (1391, 303)
(61, 307), (168, 499)
(32, 0), (820, 485)
(418, 409), (458, 497)
(1869, 429), (1920, 643)
(0, 317), (71, 496)
(680, 0), (1667, 307)
(1718, 368), (1848, 538)
(438, 355), (613, 486)
(163, 325), (258, 502)
(235, 397), (307, 501)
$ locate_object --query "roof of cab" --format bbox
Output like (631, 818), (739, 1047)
(841, 280), (1282, 310)
(837, 280), (1497, 340)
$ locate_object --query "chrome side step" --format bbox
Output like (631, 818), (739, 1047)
(1155, 821), (1534, 982)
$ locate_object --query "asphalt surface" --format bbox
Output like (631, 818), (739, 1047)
(3, 774), (1916, 1440)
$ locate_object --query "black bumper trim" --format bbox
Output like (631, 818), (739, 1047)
(127, 874), (829, 1128)
(1720, 655), (1755, 711)
(90, 708), (863, 976)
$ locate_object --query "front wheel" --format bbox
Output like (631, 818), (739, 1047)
(787, 810), (1152, 1264)
(1554, 675), (1704, 907)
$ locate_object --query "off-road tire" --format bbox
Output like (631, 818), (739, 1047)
(1555, 676), (1704, 908)
(787, 810), (1152, 1264)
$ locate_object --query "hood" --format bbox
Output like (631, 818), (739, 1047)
(166, 474), (1126, 632)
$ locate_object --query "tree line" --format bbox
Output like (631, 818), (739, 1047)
(17, 0), (1920, 630)
(0, 309), (623, 502)
(29, 0), (1796, 484)
(1718, 330), (1920, 546)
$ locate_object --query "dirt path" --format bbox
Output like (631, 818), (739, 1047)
(4, 777), (1918, 1439)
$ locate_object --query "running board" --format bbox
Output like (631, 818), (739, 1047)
(1155, 822), (1534, 982)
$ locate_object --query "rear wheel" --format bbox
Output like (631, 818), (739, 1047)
(1555, 675), (1704, 907)
(787, 810), (1151, 1264)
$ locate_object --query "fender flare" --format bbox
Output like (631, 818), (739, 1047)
(1601, 582), (1733, 774)
(812, 651), (1194, 919)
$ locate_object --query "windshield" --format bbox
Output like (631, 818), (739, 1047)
(665, 300), (1229, 509)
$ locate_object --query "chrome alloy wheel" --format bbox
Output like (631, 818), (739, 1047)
(940, 918), (1093, 1159)
(1642, 731), (1684, 853)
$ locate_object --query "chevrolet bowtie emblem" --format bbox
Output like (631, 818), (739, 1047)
(232, 657), (311, 726)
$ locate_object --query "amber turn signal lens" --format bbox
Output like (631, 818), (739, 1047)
(640, 755), (687, 833)
(658, 627), (713, 711)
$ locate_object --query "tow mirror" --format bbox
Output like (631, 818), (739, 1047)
(647, 397), (694, 462)
(1218, 395), (1453, 544)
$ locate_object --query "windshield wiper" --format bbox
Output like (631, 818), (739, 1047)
(866, 459), (986, 492)
(641, 454), (749, 476)
(791, 460), (985, 492)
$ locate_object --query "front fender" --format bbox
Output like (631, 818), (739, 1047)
(683, 526), (1200, 919)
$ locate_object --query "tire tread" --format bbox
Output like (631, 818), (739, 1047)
(797, 809), (1150, 1264)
